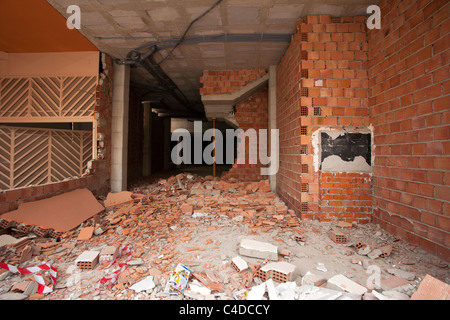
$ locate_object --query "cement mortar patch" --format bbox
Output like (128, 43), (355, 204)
(312, 126), (374, 173)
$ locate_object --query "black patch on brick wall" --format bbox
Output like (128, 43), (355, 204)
(320, 132), (371, 169)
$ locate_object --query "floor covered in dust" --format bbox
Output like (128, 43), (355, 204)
(0, 172), (448, 300)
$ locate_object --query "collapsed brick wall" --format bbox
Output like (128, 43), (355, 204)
(0, 176), (101, 215)
(92, 53), (114, 196)
(276, 15), (371, 223)
(200, 70), (269, 182)
(368, 0), (450, 260)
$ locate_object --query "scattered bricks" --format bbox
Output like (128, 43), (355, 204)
(15, 223), (31, 234)
(181, 204), (193, 214)
(0, 218), (14, 229)
(354, 242), (364, 250)
(48, 229), (63, 239)
(239, 239), (278, 261)
(255, 267), (269, 282)
(33, 226), (49, 237)
(329, 230), (347, 244)
(337, 221), (352, 229)
(255, 261), (296, 283)
(378, 245), (392, 258)
(295, 234), (306, 242)
(11, 281), (38, 296)
(411, 274), (450, 300)
(279, 249), (291, 258)
(231, 256), (249, 273)
(77, 227), (94, 241)
(76, 250), (100, 270)
(19, 245), (32, 263)
(99, 246), (119, 262)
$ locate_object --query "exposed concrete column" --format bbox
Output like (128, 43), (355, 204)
(163, 117), (171, 170)
(142, 101), (152, 176)
(111, 63), (130, 192)
(268, 65), (277, 192)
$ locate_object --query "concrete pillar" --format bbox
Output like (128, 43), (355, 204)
(163, 117), (171, 170)
(111, 63), (130, 192)
(268, 65), (277, 192)
(142, 102), (152, 176)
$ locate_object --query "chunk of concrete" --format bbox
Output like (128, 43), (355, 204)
(239, 239), (278, 261)
(326, 274), (368, 296)
(0, 292), (28, 300)
(231, 256), (249, 273)
(129, 276), (156, 293)
(387, 268), (416, 281)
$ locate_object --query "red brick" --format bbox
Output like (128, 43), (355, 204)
(435, 186), (450, 201)
(5, 189), (20, 202)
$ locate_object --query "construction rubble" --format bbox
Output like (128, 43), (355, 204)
(0, 173), (449, 300)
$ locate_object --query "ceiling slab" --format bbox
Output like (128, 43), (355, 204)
(42, 0), (378, 116)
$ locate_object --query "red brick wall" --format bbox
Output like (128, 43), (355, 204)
(276, 15), (371, 223)
(200, 70), (269, 182)
(368, 0), (450, 260)
(93, 53), (114, 196)
(225, 89), (269, 181)
(200, 70), (267, 95)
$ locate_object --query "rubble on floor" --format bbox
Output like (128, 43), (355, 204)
(0, 173), (449, 300)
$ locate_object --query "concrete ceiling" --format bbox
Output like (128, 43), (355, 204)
(46, 0), (376, 117)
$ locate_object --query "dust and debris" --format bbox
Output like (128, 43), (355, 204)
(0, 173), (448, 300)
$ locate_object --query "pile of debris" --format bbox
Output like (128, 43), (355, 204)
(0, 173), (448, 300)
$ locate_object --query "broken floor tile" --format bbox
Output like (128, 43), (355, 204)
(411, 275), (449, 300)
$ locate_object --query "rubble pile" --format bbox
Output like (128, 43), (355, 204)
(0, 173), (448, 300)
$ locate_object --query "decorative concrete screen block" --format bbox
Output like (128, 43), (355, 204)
(239, 239), (278, 261)
(330, 230), (347, 243)
(76, 250), (100, 270)
(231, 256), (249, 273)
(256, 261), (296, 283)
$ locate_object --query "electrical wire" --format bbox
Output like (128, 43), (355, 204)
(155, 0), (223, 65)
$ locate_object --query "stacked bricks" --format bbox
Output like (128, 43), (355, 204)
(276, 14), (371, 223)
(319, 172), (372, 223)
(368, 0), (450, 261)
(200, 70), (269, 182)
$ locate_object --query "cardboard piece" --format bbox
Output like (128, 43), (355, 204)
(104, 191), (133, 207)
(1, 188), (104, 232)
(77, 227), (94, 241)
